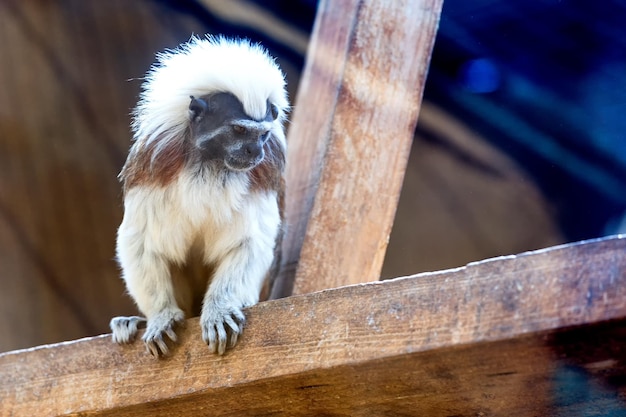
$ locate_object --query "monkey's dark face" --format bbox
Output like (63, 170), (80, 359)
(188, 92), (279, 171)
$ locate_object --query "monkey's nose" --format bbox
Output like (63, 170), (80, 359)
(244, 142), (263, 157)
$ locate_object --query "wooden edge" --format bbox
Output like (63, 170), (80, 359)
(270, 0), (361, 298)
(44, 320), (626, 416)
(272, 0), (444, 297)
(2, 235), (625, 416)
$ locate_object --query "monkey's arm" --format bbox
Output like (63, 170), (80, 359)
(201, 192), (280, 355)
(112, 190), (187, 356)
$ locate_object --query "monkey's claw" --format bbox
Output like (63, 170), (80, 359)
(142, 308), (185, 357)
(201, 304), (246, 355)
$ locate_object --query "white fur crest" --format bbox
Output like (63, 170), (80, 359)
(133, 36), (289, 147)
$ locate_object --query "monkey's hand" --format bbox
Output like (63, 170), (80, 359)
(201, 298), (246, 355)
(142, 308), (185, 357)
(110, 315), (147, 343)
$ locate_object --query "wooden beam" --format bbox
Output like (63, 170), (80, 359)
(272, 0), (443, 297)
(2, 236), (626, 416)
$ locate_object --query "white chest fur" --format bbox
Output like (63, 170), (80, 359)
(118, 168), (280, 267)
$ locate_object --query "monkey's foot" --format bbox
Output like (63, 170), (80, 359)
(201, 302), (246, 355)
(143, 308), (185, 357)
(110, 316), (147, 344)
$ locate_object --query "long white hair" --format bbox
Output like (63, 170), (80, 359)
(132, 36), (289, 149)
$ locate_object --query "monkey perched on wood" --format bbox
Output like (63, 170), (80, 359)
(110, 36), (288, 356)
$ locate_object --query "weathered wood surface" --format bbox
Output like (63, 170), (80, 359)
(2, 236), (625, 416)
(272, 0), (444, 297)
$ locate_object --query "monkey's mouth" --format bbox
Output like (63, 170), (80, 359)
(224, 155), (263, 172)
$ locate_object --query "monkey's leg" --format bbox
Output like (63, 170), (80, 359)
(201, 240), (273, 355)
(110, 316), (147, 343)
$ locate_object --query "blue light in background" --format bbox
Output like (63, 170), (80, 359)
(458, 58), (501, 93)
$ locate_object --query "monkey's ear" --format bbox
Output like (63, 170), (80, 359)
(266, 100), (279, 121)
(189, 95), (209, 122)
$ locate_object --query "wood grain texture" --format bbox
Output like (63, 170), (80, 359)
(272, 0), (444, 297)
(2, 236), (625, 416)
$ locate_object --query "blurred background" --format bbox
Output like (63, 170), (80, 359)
(0, 0), (624, 352)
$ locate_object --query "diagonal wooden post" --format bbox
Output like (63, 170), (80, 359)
(272, 0), (444, 298)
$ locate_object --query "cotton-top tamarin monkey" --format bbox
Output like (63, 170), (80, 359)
(109, 36), (288, 356)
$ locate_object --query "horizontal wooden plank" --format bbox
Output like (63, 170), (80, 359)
(1, 235), (626, 416)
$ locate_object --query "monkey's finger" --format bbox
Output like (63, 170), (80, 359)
(155, 334), (170, 355)
(144, 332), (168, 357)
(154, 337), (169, 356)
(224, 314), (239, 334)
(216, 323), (228, 355)
(165, 327), (178, 342)
(204, 326), (217, 353)
(233, 309), (246, 324)
(146, 341), (160, 357)
(224, 314), (240, 349)
(228, 329), (238, 349)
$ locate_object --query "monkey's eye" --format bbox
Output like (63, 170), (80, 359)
(233, 125), (247, 134)
(270, 104), (279, 120)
